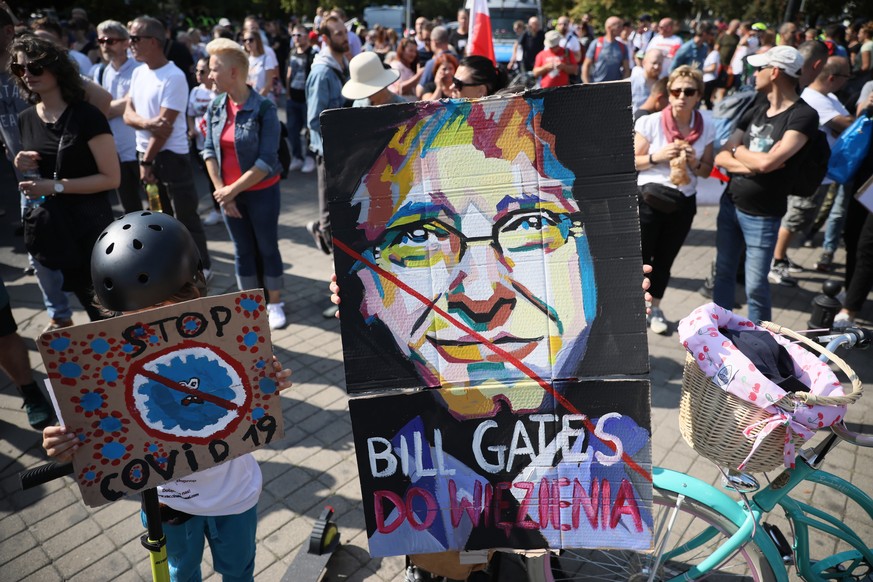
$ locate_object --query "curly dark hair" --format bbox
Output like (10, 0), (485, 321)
(8, 34), (85, 105)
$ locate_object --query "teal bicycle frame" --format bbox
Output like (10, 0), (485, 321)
(654, 436), (873, 581)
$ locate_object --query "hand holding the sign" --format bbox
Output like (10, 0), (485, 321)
(643, 264), (653, 314)
(42, 425), (80, 462)
(272, 354), (293, 392)
(329, 273), (341, 319)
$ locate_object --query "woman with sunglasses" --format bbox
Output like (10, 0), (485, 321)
(450, 55), (508, 98)
(634, 65), (714, 334)
(12, 34), (119, 323)
(202, 38), (287, 330)
(241, 30), (278, 102)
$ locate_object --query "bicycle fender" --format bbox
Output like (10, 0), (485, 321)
(805, 471), (873, 521)
(653, 467), (789, 582)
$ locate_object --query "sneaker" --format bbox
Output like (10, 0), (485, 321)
(288, 157), (304, 172)
(832, 311), (854, 329)
(202, 209), (222, 226)
(21, 389), (54, 430)
(203, 268), (213, 283)
(42, 318), (73, 335)
(815, 252), (833, 273)
(773, 257), (802, 273)
(322, 304), (339, 319)
(768, 264), (798, 287)
(647, 307), (669, 335)
(306, 220), (331, 254)
(301, 157), (316, 173)
(267, 302), (287, 330)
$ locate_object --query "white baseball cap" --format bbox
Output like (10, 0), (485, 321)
(747, 45), (804, 78)
(342, 52), (400, 100)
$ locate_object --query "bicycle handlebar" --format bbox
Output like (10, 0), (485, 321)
(831, 422), (873, 448)
(19, 461), (74, 490)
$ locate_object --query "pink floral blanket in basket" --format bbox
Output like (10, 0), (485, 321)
(678, 303), (847, 469)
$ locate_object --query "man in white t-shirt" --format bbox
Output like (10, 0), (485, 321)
(646, 17), (682, 75)
(123, 16), (211, 274)
(771, 56), (853, 278)
(556, 15), (582, 63)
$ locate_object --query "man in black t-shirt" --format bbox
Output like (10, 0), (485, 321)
(519, 16), (545, 74)
(448, 9), (469, 55)
(712, 46), (819, 324)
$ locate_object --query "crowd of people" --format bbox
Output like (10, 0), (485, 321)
(1, 4), (873, 581)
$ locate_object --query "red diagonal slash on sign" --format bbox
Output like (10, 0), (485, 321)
(334, 238), (651, 483)
(138, 368), (239, 411)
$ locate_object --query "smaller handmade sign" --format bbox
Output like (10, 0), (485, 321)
(37, 291), (283, 508)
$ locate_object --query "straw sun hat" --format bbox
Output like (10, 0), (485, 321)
(342, 51), (400, 100)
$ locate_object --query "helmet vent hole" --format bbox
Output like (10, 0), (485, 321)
(105, 243), (114, 254)
(122, 224), (132, 230)
(98, 232), (108, 241)
(138, 274), (149, 284)
(133, 239), (143, 250)
(142, 211), (152, 216)
(148, 224), (162, 231)
(103, 278), (114, 290)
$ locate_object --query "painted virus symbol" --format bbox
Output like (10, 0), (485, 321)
(78, 465), (103, 486)
(72, 387), (108, 417)
(90, 410), (130, 438)
(236, 326), (265, 354)
(93, 435), (133, 466)
(234, 293), (265, 320)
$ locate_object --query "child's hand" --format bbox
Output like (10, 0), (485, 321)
(43, 425), (80, 461)
(643, 264), (653, 314)
(329, 273), (340, 318)
(271, 355), (293, 393)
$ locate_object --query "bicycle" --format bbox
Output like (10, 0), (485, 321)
(546, 325), (873, 581)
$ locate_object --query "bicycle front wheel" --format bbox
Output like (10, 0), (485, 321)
(551, 487), (778, 581)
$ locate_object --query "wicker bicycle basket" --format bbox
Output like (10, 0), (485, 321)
(678, 321), (863, 473)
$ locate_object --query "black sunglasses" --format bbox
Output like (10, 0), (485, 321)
(452, 76), (484, 90)
(243, 38), (256, 43)
(10, 58), (56, 77)
(97, 37), (125, 45)
(196, 69), (208, 74)
(129, 35), (155, 44)
(669, 87), (698, 97)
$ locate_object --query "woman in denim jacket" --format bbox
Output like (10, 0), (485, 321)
(202, 38), (287, 330)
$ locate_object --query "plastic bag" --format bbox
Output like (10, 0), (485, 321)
(826, 114), (873, 184)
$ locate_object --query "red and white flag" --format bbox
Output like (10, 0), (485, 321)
(466, 0), (495, 64)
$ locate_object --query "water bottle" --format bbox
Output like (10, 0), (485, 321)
(20, 169), (45, 208)
(145, 183), (162, 212)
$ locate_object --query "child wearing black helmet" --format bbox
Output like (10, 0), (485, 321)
(42, 211), (292, 581)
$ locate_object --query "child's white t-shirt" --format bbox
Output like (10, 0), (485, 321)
(158, 453), (261, 516)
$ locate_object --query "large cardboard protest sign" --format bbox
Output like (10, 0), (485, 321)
(38, 291), (283, 508)
(323, 84), (651, 555)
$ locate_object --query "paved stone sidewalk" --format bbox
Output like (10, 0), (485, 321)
(1, 161), (870, 581)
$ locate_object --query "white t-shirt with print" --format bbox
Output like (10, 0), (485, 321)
(248, 51), (279, 99)
(129, 62), (190, 155)
(187, 84), (217, 151)
(157, 454), (262, 516)
(635, 110), (716, 195)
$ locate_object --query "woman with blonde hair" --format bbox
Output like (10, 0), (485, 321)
(203, 38), (287, 329)
(241, 28), (278, 101)
(633, 65), (715, 334)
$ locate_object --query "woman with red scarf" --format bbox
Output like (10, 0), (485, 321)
(633, 65), (715, 334)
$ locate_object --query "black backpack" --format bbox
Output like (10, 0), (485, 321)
(791, 129), (830, 198)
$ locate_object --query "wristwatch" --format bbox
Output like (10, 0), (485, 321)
(53, 181), (64, 194)
(139, 159), (153, 167)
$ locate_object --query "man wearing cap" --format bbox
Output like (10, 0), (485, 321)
(712, 45), (819, 323)
(533, 29), (578, 88)
(343, 52), (405, 107)
(629, 14), (654, 61)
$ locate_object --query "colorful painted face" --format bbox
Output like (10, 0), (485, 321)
(351, 99), (596, 418)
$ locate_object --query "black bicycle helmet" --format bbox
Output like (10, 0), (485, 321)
(91, 211), (202, 312)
